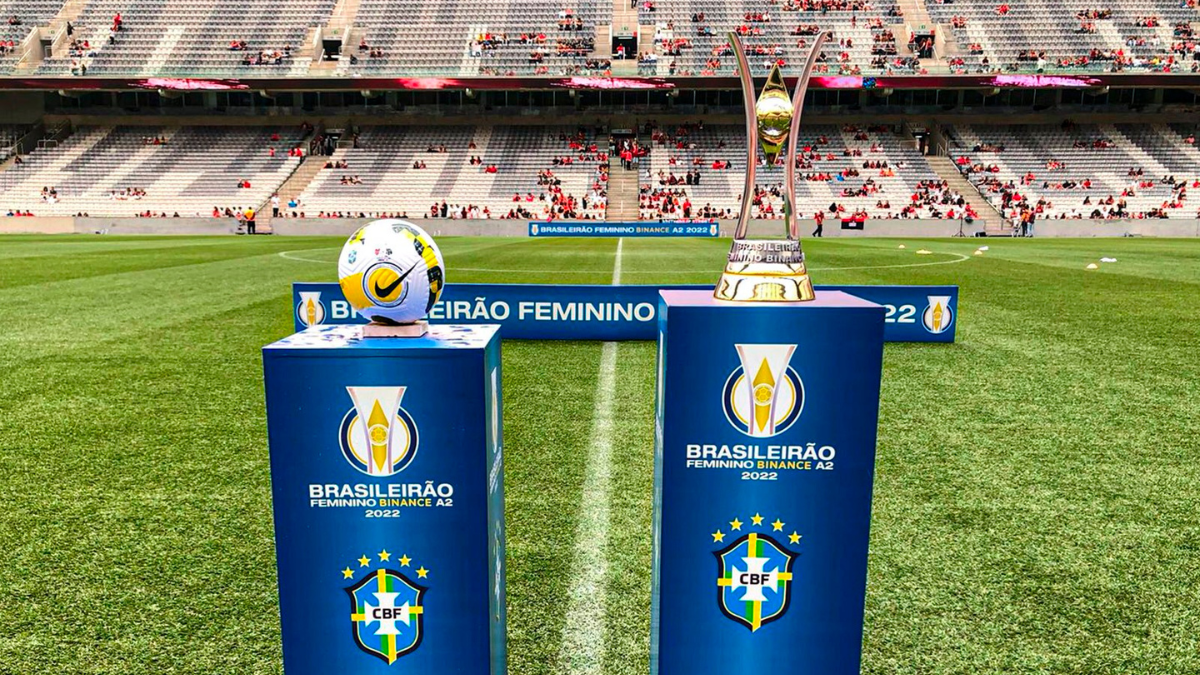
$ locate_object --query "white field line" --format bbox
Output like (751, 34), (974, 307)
(557, 238), (621, 674)
(279, 247), (971, 273)
(277, 249), (334, 263)
(612, 237), (623, 284)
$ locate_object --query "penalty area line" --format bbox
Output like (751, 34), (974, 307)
(557, 238), (621, 675)
(277, 248), (339, 264)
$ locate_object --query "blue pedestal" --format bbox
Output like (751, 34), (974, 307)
(650, 291), (885, 675)
(263, 324), (505, 675)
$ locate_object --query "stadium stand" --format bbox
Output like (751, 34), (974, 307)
(637, 0), (911, 76)
(927, 0), (1200, 73)
(348, 0), (611, 76)
(293, 125), (609, 219)
(5, 0), (1194, 76)
(951, 122), (1200, 225)
(28, 0), (611, 76)
(3, 120), (1200, 227)
(0, 125), (308, 216)
(37, 0), (333, 76)
(639, 122), (973, 222)
(0, 0), (65, 74)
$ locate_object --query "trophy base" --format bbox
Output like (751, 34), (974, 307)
(714, 270), (815, 302)
(714, 239), (815, 302)
(362, 320), (429, 338)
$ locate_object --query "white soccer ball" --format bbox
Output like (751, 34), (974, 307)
(337, 219), (445, 324)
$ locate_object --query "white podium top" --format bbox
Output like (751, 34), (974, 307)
(265, 324), (499, 353)
(659, 289), (882, 310)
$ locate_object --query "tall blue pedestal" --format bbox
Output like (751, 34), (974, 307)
(263, 324), (505, 675)
(650, 291), (884, 675)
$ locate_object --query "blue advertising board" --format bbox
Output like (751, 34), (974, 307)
(650, 290), (885, 675)
(293, 282), (957, 343)
(262, 324), (505, 675)
(528, 221), (719, 237)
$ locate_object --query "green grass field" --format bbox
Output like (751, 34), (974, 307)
(0, 234), (1198, 674)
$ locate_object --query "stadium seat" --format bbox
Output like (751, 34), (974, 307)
(640, 122), (969, 220)
(0, 125), (307, 216)
(294, 125), (609, 219)
(952, 122), (1200, 221)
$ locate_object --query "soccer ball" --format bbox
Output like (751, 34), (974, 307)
(337, 219), (445, 324)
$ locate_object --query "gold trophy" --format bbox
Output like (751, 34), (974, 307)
(715, 31), (830, 303)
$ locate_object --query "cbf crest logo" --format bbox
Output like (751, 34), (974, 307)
(923, 295), (953, 334)
(712, 514), (801, 632)
(340, 386), (419, 477)
(297, 291), (327, 327)
(342, 549), (429, 664)
(722, 344), (804, 438)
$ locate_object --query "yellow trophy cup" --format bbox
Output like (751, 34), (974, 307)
(715, 31), (830, 303)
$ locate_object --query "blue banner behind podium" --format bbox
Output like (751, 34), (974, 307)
(263, 324), (505, 675)
(528, 221), (720, 237)
(293, 282), (956, 342)
(651, 291), (885, 675)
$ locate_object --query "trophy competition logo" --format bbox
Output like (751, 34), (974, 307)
(340, 386), (420, 477)
(922, 295), (954, 334)
(712, 514), (801, 632)
(722, 344), (804, 438)
(342, 549), (429, 664)
(297, 291), (327, 327)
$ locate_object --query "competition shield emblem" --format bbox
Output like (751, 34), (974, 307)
(922, 295), (953, 334)
(297, 291), (326, 327)
(714, 531), (797, 632)
(346, 567), (427, 664)
(723, 344), (803, 438)
(342, 386), (419, 476)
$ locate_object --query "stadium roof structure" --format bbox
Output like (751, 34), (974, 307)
(5, 72), (1200, 92)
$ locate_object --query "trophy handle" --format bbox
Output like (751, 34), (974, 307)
(729, 32), (756, 242)
(784, 31), (830, 241)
